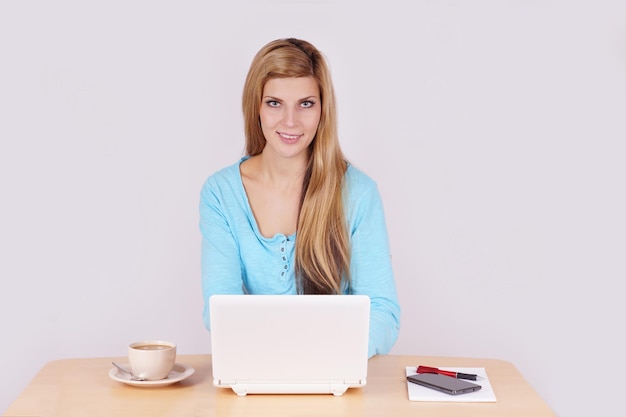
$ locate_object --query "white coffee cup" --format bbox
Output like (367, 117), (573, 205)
(128, 340), (176, 380)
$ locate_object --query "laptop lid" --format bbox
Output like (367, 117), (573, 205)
(209, 294), (370, 396)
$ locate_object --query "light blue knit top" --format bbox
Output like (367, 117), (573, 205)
(200, 157), (400, 357)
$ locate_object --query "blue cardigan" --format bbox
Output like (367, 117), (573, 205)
(199, 157), (401, 357)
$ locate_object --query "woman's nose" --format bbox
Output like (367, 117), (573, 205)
(283, 107), (296, 127)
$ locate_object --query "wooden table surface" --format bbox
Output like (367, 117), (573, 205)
(4, 354), (556, 417)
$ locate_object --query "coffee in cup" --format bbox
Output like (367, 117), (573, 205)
(128, 340), (176, 380)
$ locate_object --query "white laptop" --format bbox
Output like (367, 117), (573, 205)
(209, 294), (370, 396)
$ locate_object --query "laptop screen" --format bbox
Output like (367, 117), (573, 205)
(209, 294), (370, 395)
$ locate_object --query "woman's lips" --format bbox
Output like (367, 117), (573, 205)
(278, 132), (301, 143)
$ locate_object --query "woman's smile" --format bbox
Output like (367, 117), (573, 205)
(278, 131), (302, 143)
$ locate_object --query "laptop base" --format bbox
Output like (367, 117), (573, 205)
(214, 379), (366, 396)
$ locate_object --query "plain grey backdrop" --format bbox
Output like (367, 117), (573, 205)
(1, 1), (624, 415)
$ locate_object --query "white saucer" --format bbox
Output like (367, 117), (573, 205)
(109, 363), (195, 387)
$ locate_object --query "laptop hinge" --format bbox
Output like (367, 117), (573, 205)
(216, 379), (237, 386)
(344, 379), (366, 385)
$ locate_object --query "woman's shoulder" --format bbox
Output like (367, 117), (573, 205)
(343, 163), (385, 221)
(345, 162), (378, 192)
(203, 157), (247, 188)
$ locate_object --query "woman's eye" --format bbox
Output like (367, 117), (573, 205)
(301, 100), (315, 108)
(266, 100), (280, 107)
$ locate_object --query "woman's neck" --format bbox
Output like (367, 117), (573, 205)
(255, 150), (308, 191)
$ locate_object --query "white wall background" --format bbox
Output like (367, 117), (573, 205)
(1, 1), (624, 415)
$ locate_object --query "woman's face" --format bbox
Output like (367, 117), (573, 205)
(259, 76), (321, 162)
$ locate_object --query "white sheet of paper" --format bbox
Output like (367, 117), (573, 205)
(405, 367), (497, 402)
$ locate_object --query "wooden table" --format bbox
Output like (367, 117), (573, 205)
(3, 354), (555, 417)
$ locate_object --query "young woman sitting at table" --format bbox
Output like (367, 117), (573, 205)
(199, 38), (400, 357)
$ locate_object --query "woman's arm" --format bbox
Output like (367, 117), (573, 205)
(346, 173), (401, 358)
(199, 176), (245, 331)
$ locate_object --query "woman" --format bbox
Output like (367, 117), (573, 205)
(200, 38), (400, 357)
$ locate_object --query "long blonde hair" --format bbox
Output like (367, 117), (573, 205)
(242, 38), (350, 294)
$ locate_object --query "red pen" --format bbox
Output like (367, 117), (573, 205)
(416, 365), (478, 381)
